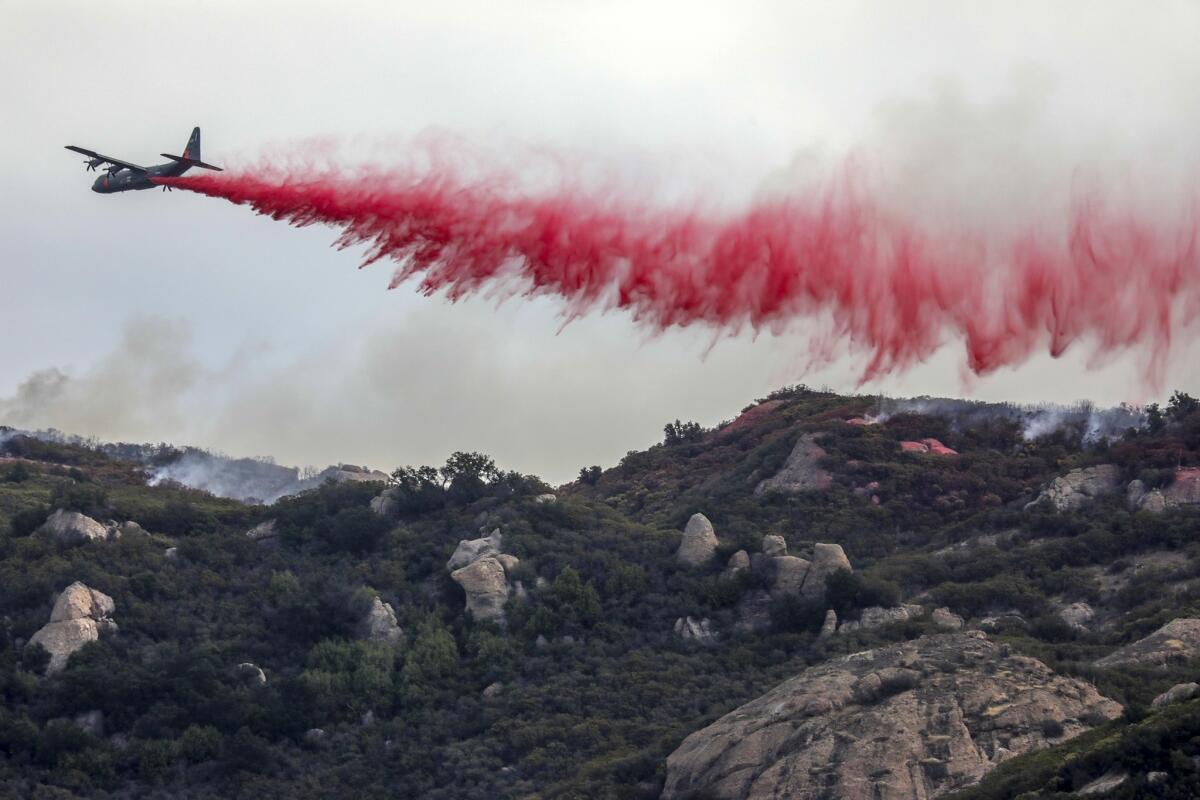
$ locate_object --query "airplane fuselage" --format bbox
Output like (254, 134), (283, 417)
(91, 160), (189, 193)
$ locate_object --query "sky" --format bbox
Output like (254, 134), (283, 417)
(2, 1), (1200, 483)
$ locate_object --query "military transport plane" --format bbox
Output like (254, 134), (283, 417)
(66, 127), (222, 193)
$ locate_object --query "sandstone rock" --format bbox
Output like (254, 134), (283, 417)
(1078, 771), (1127, 795)
(761, 535), (788, 557)
(236, 662), (267, 687)
(724, 550), (750, 577)
(674, 616), (716, 643)
(1151, 682), (1200, 708)
(495, 553), (521, 574)
(1026, 465), (1120, 512)
(358, 595), (404, 646)
(369, 488), (401, 516)
(37, 510), (111, 545)
(768, 556), (811, 597)
(29, 618), (98, 675)
(246, 519), (279, 542)
(676, 514), (718, 567)
(931, 607), (964, 630)
(661, 632), (1121, 800)
(50, 582), (115, 623)
(28, 582), (117, 675)
(451, 557), (510, 622)
(447, 529), (502, 571)
(1095, 618), (1200, 668)
(819, 609), (838, 638)
(800, 543), (852, 600)
(755, 434), (833, 494)
(838, 605), (923, 634)
(1058, 602), (1095, 630)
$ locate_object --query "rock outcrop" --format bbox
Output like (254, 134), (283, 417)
(236, 662), (267, 686)
(357, 595), (404, 646)
(724, 550), (750, 577)
(930, 607), (964, 630)
(36, 510), (113, 545)
(1094, 618), (1200, 668)
(246, 519), (280, 543)
(451, 557), (511, 622)
(761, 535), (787, 557)
(800, 542), (852, 600)
(1128, 468), (1200, 513)
(1026, 465), (1120, 512)
(838, 604), (924, 634)
(768, 556), (812, 598)
(1058, 602), (1095, 630)
(27, 582), (116, 675)
(674, 616), (716, 643)
(755, 434), (833, 495)
(1151, 682), (1200, 708)
(447, 529), (503, 571)
(370, 488), (401, 516)
(661, 632), (1121, 800)
(819, 609), (838, 637)
(676, 514), (718, 567)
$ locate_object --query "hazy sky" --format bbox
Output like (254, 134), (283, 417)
(3, 1), (1199, 483)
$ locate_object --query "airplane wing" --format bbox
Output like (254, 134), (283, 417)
(64, 145), (147, 173)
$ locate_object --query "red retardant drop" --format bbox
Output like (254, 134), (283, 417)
(155, 162), (1200, 384)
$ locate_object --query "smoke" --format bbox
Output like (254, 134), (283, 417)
(156, 119), (1200, 388)
(876, 396), (1145, 442)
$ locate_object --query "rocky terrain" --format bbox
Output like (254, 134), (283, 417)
(1, 387), (1198, 799)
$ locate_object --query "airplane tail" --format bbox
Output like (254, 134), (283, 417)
(160, 126), (223, 171)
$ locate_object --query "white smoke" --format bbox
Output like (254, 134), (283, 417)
(876, 396), (1145, 442)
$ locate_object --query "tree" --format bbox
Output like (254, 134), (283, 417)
(663, 420), (705, 446)
(1145, 403), (1166, 433)
(1167, 391), (1199, 422)
(439, 452), (499, 488)
(578, 466), (602, 486)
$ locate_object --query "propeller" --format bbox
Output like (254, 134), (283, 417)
(84, 157), (104, 172)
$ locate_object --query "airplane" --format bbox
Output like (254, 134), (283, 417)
(65, 127), (222, 193)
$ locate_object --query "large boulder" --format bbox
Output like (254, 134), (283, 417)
(447, 529), (503, 571)
(36, 510), (112, 545)
(661, 632), (1121, 800)
(1094, 618), (1200, 668)
(724, 550), (750, 577)
(369, 488), (402, 516)
(767, 556), (811, 598)
(760, 535), (788, 557)
(755, 434), (833, 495)
(1026, 465), (1120, 512)
(357, 595), (404, 646)
(676, 514), (718, 567)
(1058, 602), (1095, 630)
(27, 583), (116, 675)
(451, 557), (510, 622)
(1131, 468), (1200, 513)
(246, 519), (280, 543)
(1151, 682), (1200, 708)
(674, 616), (716, 643)
(800, 543), (852, 600)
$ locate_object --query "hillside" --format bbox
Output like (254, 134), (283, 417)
(1, 387), (1199, 799)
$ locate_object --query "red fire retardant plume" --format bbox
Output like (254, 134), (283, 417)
(156, 163), (1200, 383)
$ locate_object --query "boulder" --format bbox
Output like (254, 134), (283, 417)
(1151, 682), (1200, 708)
(724, 550), (750, 577)
(1095, 618), (1200, 668)
(1058, 602), (1095, 630)
(1026, 465), (1120, 512)
(482, 681), (505, 699)
(768, 556), (811, 597)
(451, 557), (510, 622)
(495, 554), (521, 574)
(534, 493), (557, 504)
(676, 514), (718, 567)
(28, 582), (116, 675)
(1164, 467), (1200, 505)
(930, 607), (964, 630)
(674, 616), (716, 643)
(114, 520), (148, 538)
(819, 609), (838, 638)
(50, 582), (115, 623)
(1078, 771), (1128, 795)
(304, 728), (327, 744)
(447, 529), (502, 571)
(755, 434), (833, 494)
(357, 595), (403, 646)
(761, 535), (788, 557)
(839, 605), (925, 634)
(800, 543), (852, 600)
(236, 662), (267, 687)
(661, 632), (1122, 800)
(164, 547), (179, 561)
(369, 488), (401, 516)
(37, 510), (111, 545)
(1126, 479), (1147, 510)
(246, 519), (279, 542)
